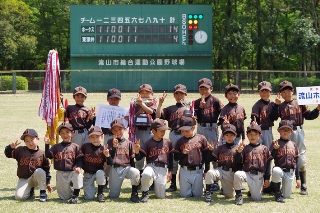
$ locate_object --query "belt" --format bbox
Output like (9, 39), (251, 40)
(261, 127), (272, 130)
(85, 171), (96, 175)
(293, 126), (302, 130)
(182, 165), (202, 171)
(75, 129), (85, 133)
(171, 130), (181, 134)
(282, 168), (294, 173)
(151, 162), (167, 168)
(199, 123), (217, 127)
(137, 126), (150, 130)
(249, 170), (260, 175)
(221, 166), (233, 172)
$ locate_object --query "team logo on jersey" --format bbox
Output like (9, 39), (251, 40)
(113, 89), (117, 94)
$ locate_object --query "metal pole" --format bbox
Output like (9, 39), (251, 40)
(12, 71), (16, 94)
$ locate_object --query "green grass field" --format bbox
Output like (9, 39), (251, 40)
(1, 91), (319, 213)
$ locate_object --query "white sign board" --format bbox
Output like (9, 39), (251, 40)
(95, 104), (129, 128)
(296, 86), (320, 105)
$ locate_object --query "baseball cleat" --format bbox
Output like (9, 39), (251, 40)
(140, 191), (149, 203)
(165, 184), (177, 192)
(39, 193), (47, 202)
(300, 187), (308, 195)
(68, 195), (79, 204)
(210, 183), (220, 192)
(130, 192), (140, 203)
(235, 194), (243, 205)
(97, 193), (105, 202)
(275, 192), (285, 203)
(205, 191), (212, 202)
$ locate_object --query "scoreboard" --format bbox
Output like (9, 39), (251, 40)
(70, 5), (212, 91)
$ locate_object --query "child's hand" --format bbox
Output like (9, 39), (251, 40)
(223, 117), (230, 125)
(238, 141), (245, 153)
(275, 92), (282, 105)
(296, 179), (301, 188)
(89, 107), (96, 120)
(46, 184), (53, 193)
(263, 180), (270, 188)
(273, 140), (280, 149)
(199, 95), (206, 108)
(207, 141), (217, 151)
(135, 94), (143, 106)
(103, 145), (110, 157)
(112, 135), (118, 148)
(124, 116), (129, 121)
(159, 91), (167, 105)
(74, 167), (81, 174)
(167, 171), (172, 183)
(44, 135), (50, 145)
(10, 140), (21, 149)
(317, 104), (320, 111)
(252, 116), (257, 124)
(183, 144), (190, 154)
(134, 139), (141, 154)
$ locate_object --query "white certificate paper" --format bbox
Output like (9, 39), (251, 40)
(95, 104), (129, 128)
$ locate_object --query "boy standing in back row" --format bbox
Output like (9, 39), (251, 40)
(276, 80), (320, 195)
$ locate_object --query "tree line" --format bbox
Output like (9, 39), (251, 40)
(1, 0), (320, 85)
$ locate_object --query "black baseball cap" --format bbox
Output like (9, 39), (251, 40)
(151, 119), (170, 130)
(278, 120), (293, 131)
(279, 80), (294, 92)
(178, 117), (195, 131)
(110, 119), (125, 129)
(20, 129), (38, 140)
(258, 81), (272, 92)
(222, 124), (237, 135)
(174, 84), (187, 94)
(107, 88), (121, 99)
(246, 123), (262, 134)
(73, 86), (87, 97)
(139, 84), (153, 93)
(88, 126), (103, 137)
(224, 83), (239, 94)
(58, 122), (73, 133)
(198, 78), (213, 88)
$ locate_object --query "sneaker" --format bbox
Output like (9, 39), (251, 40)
(205, 191), (212, 202)
(210, 183), (220, 192)
(68, 195), (78, 204)
(165, 184), (177, 192)
(235, 194), (243, 205)
(29, 187), (35, 199)
(39, 193), (47, 202)
(97, 193), (105, 202)
(300, 186), (308, 195)
(130, 192), (140, 203)
(275, 192), (285, 203)
(140, 191), (149, 203)
(149, 183), (155, 191)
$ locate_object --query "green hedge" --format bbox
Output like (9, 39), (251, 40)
(0, 75), (28, 90)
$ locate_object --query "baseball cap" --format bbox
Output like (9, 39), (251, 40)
(58, 122), (73, 133)
(224, 83), (239, 94)
(139, 84), (153, 93)
(110, 119), (125, 129)
(107, 88), (121, 99)
(73, 86), (87, 97)
(88, 126), (103, 137)
(279, 80), (294, 91)
(198, 78), (213, 88)
(20, 129), (38, 140)
(246, 123), (262, 134)
(278, 120), (293, 131)
(174, 84), (187, 94)
(258, 81), (272, 92)
(222, 124), (237, 135)
(178, 117), (195, 131)
(151, 119), (171, 130)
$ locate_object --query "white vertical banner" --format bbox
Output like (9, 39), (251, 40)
(296, 86), (320, 105)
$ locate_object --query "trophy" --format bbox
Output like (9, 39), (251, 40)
(180, 99), (193, 117)
(131, 98), (156, 126)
